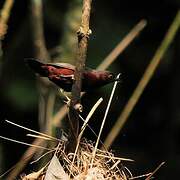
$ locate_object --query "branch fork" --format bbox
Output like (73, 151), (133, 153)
(77, 26), (92, 39)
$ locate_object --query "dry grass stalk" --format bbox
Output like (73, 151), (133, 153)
(71, 98), (103, 170)
(1, 93), (165, 179)
(5, 119), (61, 142)
(1, 80), (133, 179)
(145, 162), (165, 180)
(55, 139), (132, 180)
(104, 10), (180, 149)
(0, 0), (14, 39)
(91, 73), (121, 167)
(0, 135), (52, 151)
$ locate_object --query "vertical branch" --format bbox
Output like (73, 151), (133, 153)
(6, 2), (51, 178)
(31, 0), (55, 135)
(72, 0), (92, 105)
(0, 0), (14, 71)
(0, 0), (14, 40)
(31, 0), (49, 60)
(68, 0), (92, 152)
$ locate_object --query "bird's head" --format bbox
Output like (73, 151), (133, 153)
(99, 71), (121, 83)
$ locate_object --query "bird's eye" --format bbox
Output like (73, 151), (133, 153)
(108, 74), (114, 79)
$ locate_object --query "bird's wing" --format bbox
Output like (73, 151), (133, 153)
(59, 74), (75, 80)
(25, 58), (48, 76)
(47, 62), (93, 72)
(47, 62), (75, 70)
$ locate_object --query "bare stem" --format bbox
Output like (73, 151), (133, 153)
(68, 0), (92, 152)
(31, 0), (49, 60)
(7, 1), (52, 178)
(0, 0), (14, 39)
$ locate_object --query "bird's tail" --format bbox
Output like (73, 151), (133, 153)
(25, 58), (48, 77)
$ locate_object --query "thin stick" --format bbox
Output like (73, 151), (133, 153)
(80, 97), (103, 132)
(30, 149), (55, 164)
(0, 0), (14, 39)
(145, 162), (165, 180)
(104, 11), (180, 149)
(7, 138), (44, 179)
(68, 0), (92, 152)
(129, 173), (152, 180)
(0, 135), (52, 150)
(52, 19), (147, 127)
(5, 120), (60, 142)
(0, 0), (14, 66)
(31, 0), (49, 60)
(90, 73), (121, 167)
(95, 154), (134, 162)
(70, 98), (103, 170)
(79, 115), (104, 145)
(0, 152), (45, 179)
(26, 134), (52, 141)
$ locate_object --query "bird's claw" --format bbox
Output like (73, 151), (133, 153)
(58, 88), (71, 106)
(63, 99), (71, 107)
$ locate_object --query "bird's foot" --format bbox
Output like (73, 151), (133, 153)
(58, 89), (83, 112)
(58, 88), (71, 107)
(63, 96), (71, 107)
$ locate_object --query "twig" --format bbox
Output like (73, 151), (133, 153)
(80, 98), (103, 132)
(7, 1), (52, 178)
(26, 134), (52, 141)
(30, 149), (55, 164)
(0, 0), (14, 39)
(129, 173), (152, 180)
(0, 135), (52, 150)
(95, 154), (134, 162)
(52, 19), (147, 128)
(68, 0), (92, 152)
(103, 10), (180, 149)
(90, 73), (120, 167)
(5, 120), (60, 142)
(31, 0), (49, 60)
(0, 0), (14, 70)
(7, 138), (44, 179)
(31, 0), (55, 134)
(145, 162), (165, 180)
(70, 98), (103, 170)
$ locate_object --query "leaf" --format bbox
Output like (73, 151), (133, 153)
(45, 155), (69, 180)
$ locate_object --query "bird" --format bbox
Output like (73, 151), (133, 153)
(25, 58), (120, 92)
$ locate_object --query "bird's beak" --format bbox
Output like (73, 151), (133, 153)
(115, 73), (121, 82)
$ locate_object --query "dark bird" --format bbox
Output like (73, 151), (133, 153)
(25, 58), (120, 92)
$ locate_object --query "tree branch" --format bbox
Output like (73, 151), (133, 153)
(31, 0), (49, 60)
(68, 0), (92, 152)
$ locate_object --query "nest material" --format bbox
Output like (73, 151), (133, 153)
(22, 138), (132, 180)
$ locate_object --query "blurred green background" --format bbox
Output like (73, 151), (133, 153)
(0, 0), (180, 179)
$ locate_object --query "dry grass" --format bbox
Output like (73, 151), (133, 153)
(19, 138), (133, 180)
(0, 73), (165, 179)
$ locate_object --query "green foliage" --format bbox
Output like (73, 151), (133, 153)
(5, 80), (38, 110)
